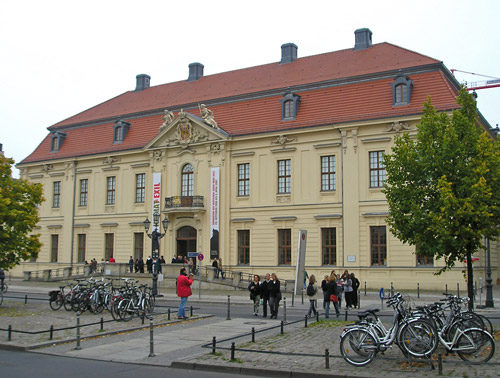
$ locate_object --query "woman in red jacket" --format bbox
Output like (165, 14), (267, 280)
(177, 267), (193, 319)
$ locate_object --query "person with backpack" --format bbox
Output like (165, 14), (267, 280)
(248, 274), (262, 316)
(306, 275), (319, 318)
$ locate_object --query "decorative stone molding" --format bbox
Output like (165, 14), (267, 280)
(103, 156), (120, 166)
(150, 150), (165, 162)
(352, 129), (358, 153)
(272, 134), (296, 148)
(168, 110), (208, 148)
(341, 130), (347, 154)
(386, 121), (410, 133)
(42, 164), (53, 172)
(276, 195), (291, 203)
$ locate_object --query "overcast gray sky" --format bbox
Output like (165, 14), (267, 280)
(1, 0), (499, 177)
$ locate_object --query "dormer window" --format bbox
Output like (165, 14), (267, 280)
(281, 92), (301, 120)
(113, 118), (130, 144)
(391, 73), (413, 106)
(50, 131), (66, 152)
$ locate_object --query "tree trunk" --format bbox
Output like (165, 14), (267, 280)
(466, 251), (474, 311)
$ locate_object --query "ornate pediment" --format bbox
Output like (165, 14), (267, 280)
(146, 109), (227, 151)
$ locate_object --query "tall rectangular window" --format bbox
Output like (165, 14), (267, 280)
(106, 176), (116, 205)
(79, 179), (88, 207)
(134, 232), (144, 259)
(105, 233), (114, 260)
(369, 151), (386, 188)
(182, 164), (194, 196)
(321, 156), (336, 191)
(322, 228), (337, 265)
(237, 230), (250, 264)
(277, 159), (291, 194)
(237, 163), (250, 196)
(50, 234), (59, 262)
(416, 248), (433, 266)
(370, 226), (387, 266)
(53, 181), (61, 208)
(77, 234), (86, 263)
(278, 229), (292, 265)
(136, 173), (145, 203)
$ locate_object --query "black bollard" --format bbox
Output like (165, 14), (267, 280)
(316, 311), (320, 322)
(438, 354), (443, 375)
(75, 312), (81, 350)
(8, 325), (12, 341)
(457, 283), (460, 297)
(291, 291), (294, 307)
(345, 309), (348, 321)
(364, 281), (367, 296)
(251, 327), (255, 342)
(168, 308), (170, 320)
(305, 315), (308, 328)
(100, 317), (104, 332)
(227, 295), (231, 320)
(357, 290), (361, 309)
(283, 298), (287, 323)
(281, 320), (284, 334)
(301, 290), (304, 305)
(190, 305), (193, 317)
(390, 282), (394, 296)
(50, 325), (54, 340)
(445, 284), (448, 296)
(417, 282), (420, 298)
(230, 342), (235, 361)
(325, 348), (330, 369)
(25, 295), (28, 304)
(212, 336), (217, 354)
(148, 316), (155, 357)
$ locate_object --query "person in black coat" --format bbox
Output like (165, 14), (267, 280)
(324, 274), (340, 318)
(248, 275), (262, 316)
(260, 273), (271, 317)
(321, 275), (329, 309)
(268, 273), (281, 319)
(138, 257), (145, 273)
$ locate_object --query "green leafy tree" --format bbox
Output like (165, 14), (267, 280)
(383, 89), (500, 310)
(0, 155), (44, 270)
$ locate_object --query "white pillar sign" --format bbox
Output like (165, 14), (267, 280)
(152, 172), (161, 231)
(210, 167), (220, 258)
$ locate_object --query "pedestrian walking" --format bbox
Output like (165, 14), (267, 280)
(268, 273), (281, 319)
(248, 275), (262, 316)
(306, 275), (319, 317)
(261, 273), (271, 317)
(176, 267), (193, 320)
(321, 275), (329, 309)
(325, 274), (340, 318)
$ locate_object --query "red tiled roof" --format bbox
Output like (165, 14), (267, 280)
(51, 43), (440, 128)
(20, 43), (458, 165)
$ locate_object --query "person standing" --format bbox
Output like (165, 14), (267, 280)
(260, 273), (271, 317)
(218, 258), (225, 279)
(321, 275), (329, 309)
(268, 273), (281, 319)
(212, 258), (219, 278)
(336, 274), (344, 309)
(146, 256), (153, 273)
(306, 275), (319, 318)
(248, 275), (262, 316)
(128, 256), (134, 273)
(344, 273), (353, 308)
(176, 267), (193, 320)
(351, 273), (360, 308)
(138, 257), (145, 273)
(325, 274), (340, 318)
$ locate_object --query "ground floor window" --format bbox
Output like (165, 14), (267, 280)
(416, 252), (433, 266)
(134, 232), (144, 259)
(77, 234), (86, 263)
(50, 234), (59, 262)
(105, 233), (114, 261)
(322, 228), (336, 265)
(370, 226), (386, 266)
(278, 229), (292, 265)
(238, 230), (250, 265)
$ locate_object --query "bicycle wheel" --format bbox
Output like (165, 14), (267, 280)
(117, 298), (134, 322)
(1, 283), (7, 293)
(340, 328), (377, 366)
(49, 293), (63, 310)
(457, 328), (495, 363)
(0, 292), (3, 306)
(63, 293), (73, 311)
(476, 314), (493, 336)
(399, 319), (438, 358)
(447, 316), (484, 341)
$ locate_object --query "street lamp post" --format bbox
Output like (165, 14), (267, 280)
(144, 213), (169, 296)
(485, 238), (494, 307)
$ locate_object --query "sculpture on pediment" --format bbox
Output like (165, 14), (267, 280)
(103, 156), (120, 166)
(272, 134), (296, 147)
(386, 121), (410, 132)
(41, 164), (53, 172)
(159, 109), (175, 132)
(199, 104), (219, 130)
(167, 112), (208, 148)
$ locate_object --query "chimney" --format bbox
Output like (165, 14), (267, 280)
(280, 43), (298, 64)
(188, 63), (204, 82)
(354, 28), (373, 50)
(135, 74), (151, 91)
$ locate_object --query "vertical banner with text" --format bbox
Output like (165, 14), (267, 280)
(152, 172), (161, 232)
(294, 230), (307, 295)
(210, 167), (220, 258)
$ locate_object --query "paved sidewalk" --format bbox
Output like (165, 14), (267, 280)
(1, 279), (499, 377)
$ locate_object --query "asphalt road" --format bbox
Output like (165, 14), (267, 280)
(0, 350), (264, 378)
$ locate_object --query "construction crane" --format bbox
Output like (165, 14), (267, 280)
(451, 69), (500, 91)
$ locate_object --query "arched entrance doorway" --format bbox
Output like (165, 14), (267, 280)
(176, 226), (197, 270)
